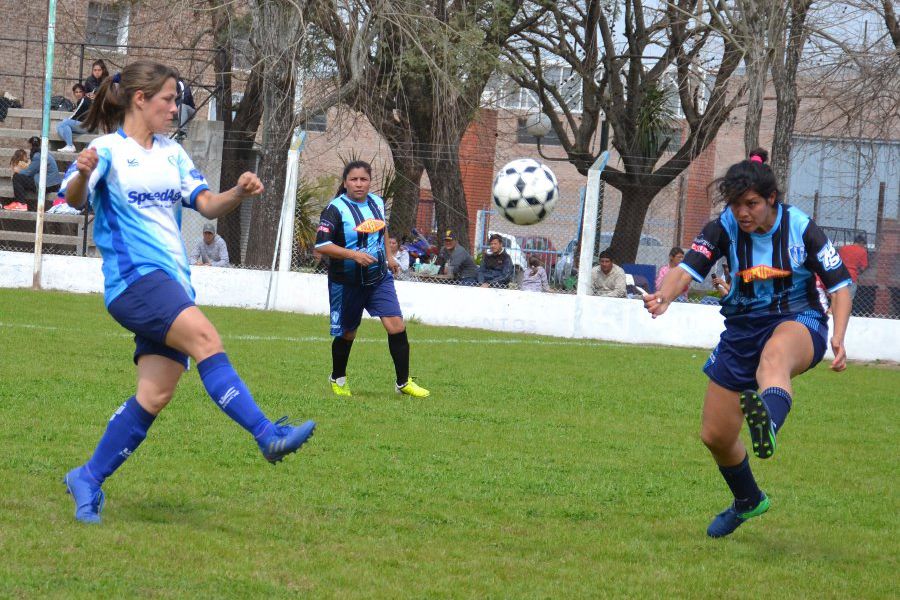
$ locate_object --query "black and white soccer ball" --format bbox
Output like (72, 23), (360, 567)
(491, 159), (559, 225)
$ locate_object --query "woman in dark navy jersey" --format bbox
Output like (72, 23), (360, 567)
(645, 149), (852, 538)
(314, 161), (430, 398)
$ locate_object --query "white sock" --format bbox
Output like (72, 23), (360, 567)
(332, 376), (346, 386)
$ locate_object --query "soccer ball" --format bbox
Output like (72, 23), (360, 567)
(491, 159), (559, 225)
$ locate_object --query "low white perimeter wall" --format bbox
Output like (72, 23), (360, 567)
(3, 251), (898, 362)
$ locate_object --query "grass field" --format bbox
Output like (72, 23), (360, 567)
(0, 287), (897, 598)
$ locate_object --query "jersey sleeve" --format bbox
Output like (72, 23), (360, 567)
(802, 220), (852, 292)
(679, 219), (729, 282)
(176, 146), (210, 209)
(58, 145), (111, 208)
(315, 204), (343, 248)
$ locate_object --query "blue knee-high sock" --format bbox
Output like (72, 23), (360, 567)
(719, 454), (763, 512)
(83, 396), (155, 485)
(760, 387), (792, 433)
(197, 353), (272, 439)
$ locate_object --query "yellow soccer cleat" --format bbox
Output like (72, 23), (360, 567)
(396, 378), (430, 398)
(330, 377), (352, 397)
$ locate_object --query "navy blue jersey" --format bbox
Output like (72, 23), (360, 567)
(680, 204), (851, 322)
(315, 193), (388, 285)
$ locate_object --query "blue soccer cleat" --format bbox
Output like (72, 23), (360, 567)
(740, 390), (777, 459)
(706, 493), (770, 538)
(64, 466), (105, 524)
(257, 417), (316, 464)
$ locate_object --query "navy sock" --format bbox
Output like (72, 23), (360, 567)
(331, 337), (353, 379)
(197, 353), (272, 439)
(718, 454), (763, 512)
(84, 396), (155, 485)
(387, 330), (410, 386)
(760, 387), (792, 433)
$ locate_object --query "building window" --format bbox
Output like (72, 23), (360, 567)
(517, 117), (562, 146)
(86, 2), (129, 48)
(302, 111), (327, 132)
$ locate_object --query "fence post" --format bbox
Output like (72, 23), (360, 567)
(576, 152), (609, 297)
(265, 128), (305, 310)
(32, 0), (58, 289)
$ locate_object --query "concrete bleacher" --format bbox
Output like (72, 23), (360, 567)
(0, 108), (100, 200)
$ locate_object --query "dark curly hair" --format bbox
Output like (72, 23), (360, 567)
(711, 148), (782, 206)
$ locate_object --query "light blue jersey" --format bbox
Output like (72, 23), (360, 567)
(60, 129), (209, 305)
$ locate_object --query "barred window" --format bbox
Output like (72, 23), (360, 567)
(86, 2), (129, 48)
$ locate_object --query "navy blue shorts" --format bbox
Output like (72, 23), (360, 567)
(107, 269), (194, 369)
(703, 310), (829, 392)
(329, 272), (402, 337)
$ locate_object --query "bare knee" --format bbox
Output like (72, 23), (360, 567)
(700, 424), (735, 454)
(137, 388), (175, 415)
(191, 325), (223, 360)
(342, 331), (357, 342)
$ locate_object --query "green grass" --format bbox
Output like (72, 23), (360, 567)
(0, 287), (897, 598)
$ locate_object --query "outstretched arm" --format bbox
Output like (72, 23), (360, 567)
(643, 266), (694, 318)
(194, 172), (264, 219)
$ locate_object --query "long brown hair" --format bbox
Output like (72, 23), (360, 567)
(9, 148), (28, 168)
(81, 60), (180, 133)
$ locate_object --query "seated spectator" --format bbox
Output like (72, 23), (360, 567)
(9, 148), (29, 172)
(437, 229), (477, 285)
(478, 233), (514, 288)
(56, 83), (91, 153)
(190, 222), (230, 267)
(521, 256), (550, 292)
(389, 235), (410, 279)
(9, 136), (62, 211)
(83, 59), (109, 100)
(590, 249), (626, 298)
(656, 246), (689, 301)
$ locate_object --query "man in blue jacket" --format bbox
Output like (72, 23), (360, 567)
(478, 233), (514, 287)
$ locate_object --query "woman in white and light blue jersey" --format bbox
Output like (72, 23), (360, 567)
(60, 61), (316, 524)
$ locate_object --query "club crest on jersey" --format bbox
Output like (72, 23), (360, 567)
(736, 265), (791, 283)
(354, 219), (386, 234)
(788, 244), (807, 267)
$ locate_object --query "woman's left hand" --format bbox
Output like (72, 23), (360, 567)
(830, 336), (847, 372)
(235, 172), (264, 199)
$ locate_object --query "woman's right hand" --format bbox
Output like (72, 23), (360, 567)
(75, 147), (99, 178)
(353, 250), (376, 266)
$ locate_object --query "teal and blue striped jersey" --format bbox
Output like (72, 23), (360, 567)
(315, 193), (388, 285)
(680, 204), (851, 321)
(59, 129), (209, 305)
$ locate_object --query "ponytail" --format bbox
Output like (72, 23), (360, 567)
(81, 61), (180, 134)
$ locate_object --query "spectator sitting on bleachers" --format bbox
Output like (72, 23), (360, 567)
(389, 235), (410, 279)
(591, 250), (627, 298)
(437, 229), (478, 285)
(521, 256), (550, 292)
(478, 233), (514, 288)
(8, 136), (62, 211)
(191, 222), (230, 267)
(83, 59), (109, 100)
(656, 246), (689, 301)
(56, 83), (92, 153)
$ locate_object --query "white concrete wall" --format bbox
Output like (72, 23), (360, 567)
(2, 251), (898, 362)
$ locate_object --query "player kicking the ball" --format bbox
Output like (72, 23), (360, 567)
(645, 149), (852, 538)
(60, 61), (316, 524)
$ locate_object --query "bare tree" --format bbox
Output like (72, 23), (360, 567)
(509, 0), (746, 263)
(312, 0), (539, 242)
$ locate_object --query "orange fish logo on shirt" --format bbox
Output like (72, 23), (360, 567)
(736, 265), (791, 283)
(354, 219), (386, 234)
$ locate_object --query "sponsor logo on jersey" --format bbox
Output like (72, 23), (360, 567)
(127, 158), (139, 167)
(691, 242), (713, 259)
(127, 188), (182, 207)
(317, 219), (334, 233)
(816, 241), (841, 271)
(189, 168), (204, 180)
(354, 219), (386, 234)
(736, 265), (792, 282)
(788, 244), (807, 267)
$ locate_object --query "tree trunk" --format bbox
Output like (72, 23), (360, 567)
(422, 148), (469, 247)
(386, 149), (424, 238)
(244, 0), (301, 268)
(607, 183), (658, 264)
